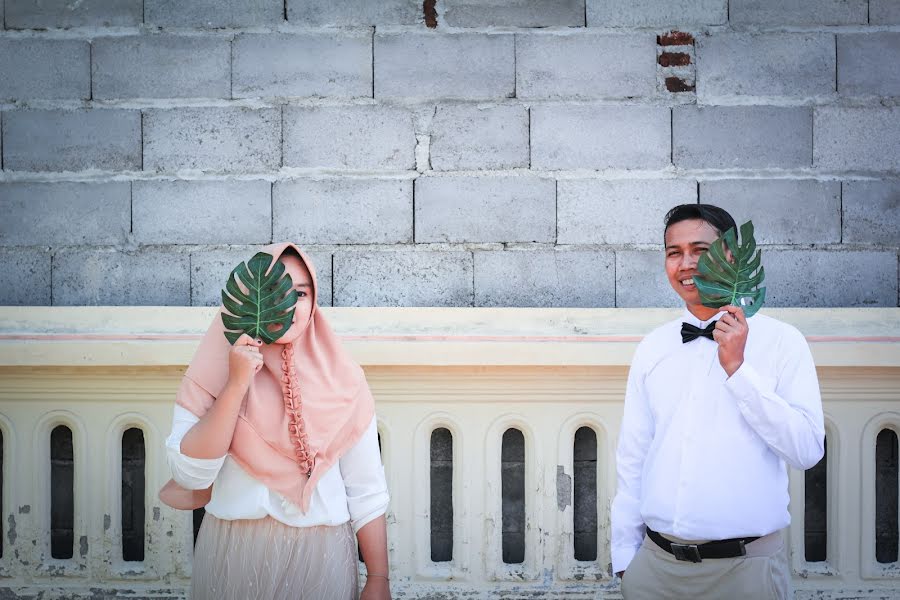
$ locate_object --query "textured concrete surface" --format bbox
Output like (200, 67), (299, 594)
(52, 249), (191, 306)
(0, 39), (90, 102)
(132, 180), (272, 245)
(143, 108), (281, 173)
(333, 251), (473, 307)
(233, 32), (372, 99)
(558, 179), (696, 245)
(273, 178), (413, 244)
(814, 108), (900, 172)
(673, 106), (812, 168)
(696, 33), (835, 98)
(516, 33), (656, 99)
(587, 0), (726, 26)
(92, 36), (231, 100)
(429, 104), (529, 171)
(2, 109), (141, 172)
(0, 2), (896, 309)
(474, 250), (615, 307)
(283, 105), (415, 170)
(415, 176), (556, 243)
(0, 182), (130, 246)
(700, 180), (841, 244)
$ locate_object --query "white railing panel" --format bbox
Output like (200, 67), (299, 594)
(0, 307), (897, 599)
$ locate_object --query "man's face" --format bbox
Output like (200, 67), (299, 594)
(664, 218), (720, 308)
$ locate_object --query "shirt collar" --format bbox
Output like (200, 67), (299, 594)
(681, 308), (726, 329)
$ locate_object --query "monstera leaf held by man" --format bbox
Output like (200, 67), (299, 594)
(694, 220), (766, 318)
(221, 252), (297, 345)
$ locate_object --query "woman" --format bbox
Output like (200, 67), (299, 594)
(159, 243), (390, 600)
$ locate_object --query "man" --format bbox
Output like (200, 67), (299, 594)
(611, 204), (824, 599)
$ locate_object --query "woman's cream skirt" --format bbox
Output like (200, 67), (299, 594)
(192, 515), (358, 600)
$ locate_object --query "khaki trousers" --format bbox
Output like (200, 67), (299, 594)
(621, 531), (791, 600)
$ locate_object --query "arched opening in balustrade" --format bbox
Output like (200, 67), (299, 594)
(193, 508), (205, 547)
(501, 428), (525, 564)
(573, 426), (598, 562)
(876, 428), (898, 563)
(121, 428), (145, 562)
(51, 425), (74, 559)
(430, 427), (453, 562)
(804, 435), (828, 562)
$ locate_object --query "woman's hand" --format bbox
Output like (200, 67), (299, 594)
(360, 575), (390, 600)
(227, 334), (263, 388)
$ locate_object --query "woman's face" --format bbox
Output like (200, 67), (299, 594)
(271, 253), (314, 344)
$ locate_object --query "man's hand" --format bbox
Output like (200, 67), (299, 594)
(713, 305), (748, 377)
(360, 576), (390, 600)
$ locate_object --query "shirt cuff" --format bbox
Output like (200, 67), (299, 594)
(165, 442), (226, 490)
(350, 505), (388, 535)
(611, 544), (640, 574)
(348, 488), (390, 534)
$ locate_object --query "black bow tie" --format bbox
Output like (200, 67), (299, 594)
(681, 321), (716, 343)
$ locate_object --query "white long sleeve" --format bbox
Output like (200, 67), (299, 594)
(165, 404), (226, 490)
(610, 341), (654, 573)
(165, 403), (389, 531)
(725, 325), (825, 469)
(340, 418), (390, 533)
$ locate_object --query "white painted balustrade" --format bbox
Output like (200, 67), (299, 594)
(0, 307), (898, 599)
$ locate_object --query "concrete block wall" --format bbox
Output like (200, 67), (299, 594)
(0, 0), (897, 308)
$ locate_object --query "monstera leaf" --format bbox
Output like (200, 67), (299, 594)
(221, 252), (298, 345)
(695, 220), (766, 318)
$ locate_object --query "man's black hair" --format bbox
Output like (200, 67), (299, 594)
(663, 204), (737, 242)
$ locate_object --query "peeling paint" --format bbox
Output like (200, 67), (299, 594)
(103, 514), (111, 531)
(556, 465), (571, 511)
(7, 514), (16, 545)
(18, 505), (30, 514)
(80, 535), (88, 557)
(153, 507), (161, 521)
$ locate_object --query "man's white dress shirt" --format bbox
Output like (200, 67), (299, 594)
(611, 310), (824, 573)
(166, 401), (389, 534)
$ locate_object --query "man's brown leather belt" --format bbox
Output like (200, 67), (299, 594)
(647, 527), (760, 563)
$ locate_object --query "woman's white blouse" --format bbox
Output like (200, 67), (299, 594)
(166, 405), (389, 534)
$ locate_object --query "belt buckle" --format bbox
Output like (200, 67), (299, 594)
(671, 543), (702, 563)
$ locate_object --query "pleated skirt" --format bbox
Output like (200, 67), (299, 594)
(192, 515), (358, 600)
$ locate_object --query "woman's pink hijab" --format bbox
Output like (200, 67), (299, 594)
(159, 243), (375, 512)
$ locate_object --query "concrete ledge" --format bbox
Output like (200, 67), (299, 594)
(1, 307), (897, 368)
